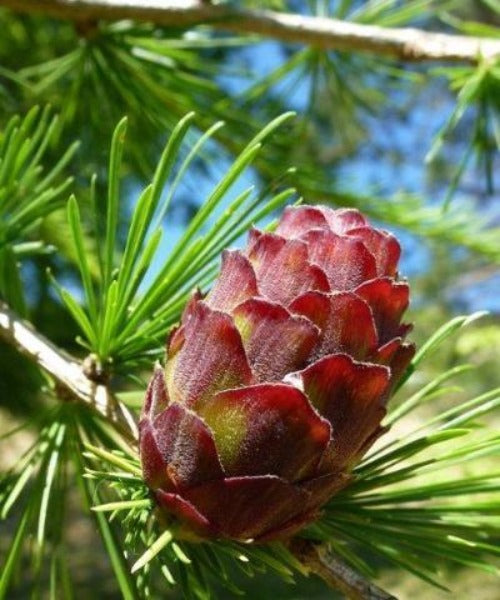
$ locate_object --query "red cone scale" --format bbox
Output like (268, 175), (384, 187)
(140, 206), (414, 541)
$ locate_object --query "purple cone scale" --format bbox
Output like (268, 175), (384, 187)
(140, 206), (414, 542)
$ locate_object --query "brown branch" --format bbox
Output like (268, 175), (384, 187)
(1, 0), (499, 64)
(289, 539), (397, 600)
(0, 301), (138, 443)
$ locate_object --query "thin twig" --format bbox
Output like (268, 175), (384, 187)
(289, 538), (397, 600)
(0, 301), (138, 443)
(1, 0), (499, 64)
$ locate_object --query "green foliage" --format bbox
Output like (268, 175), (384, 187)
(423, 2), (500, 207)
(241, 0), (433, 149)
(0, 106), (77, 314)
(0, 15), (249, 175)
(54, 115), (296, 371)
(0, 2), (499, 598)
(0, 407), (73, 597)
(0, 6), (498, 263)
(428, 58), (500, 209)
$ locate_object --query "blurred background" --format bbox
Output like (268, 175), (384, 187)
(0, 1), (499, 598)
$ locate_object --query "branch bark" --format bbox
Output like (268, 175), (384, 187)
(0, 301), (138, 443)
(1, 0), (499, 64)
(290, 539), (397, 600)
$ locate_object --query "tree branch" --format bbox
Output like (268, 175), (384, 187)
(1, 0), (499, 64)
(0, 301), (138, 443)
(289, 539), (397, 600)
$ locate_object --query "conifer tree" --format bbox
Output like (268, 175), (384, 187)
(0, 2), (499, 598)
